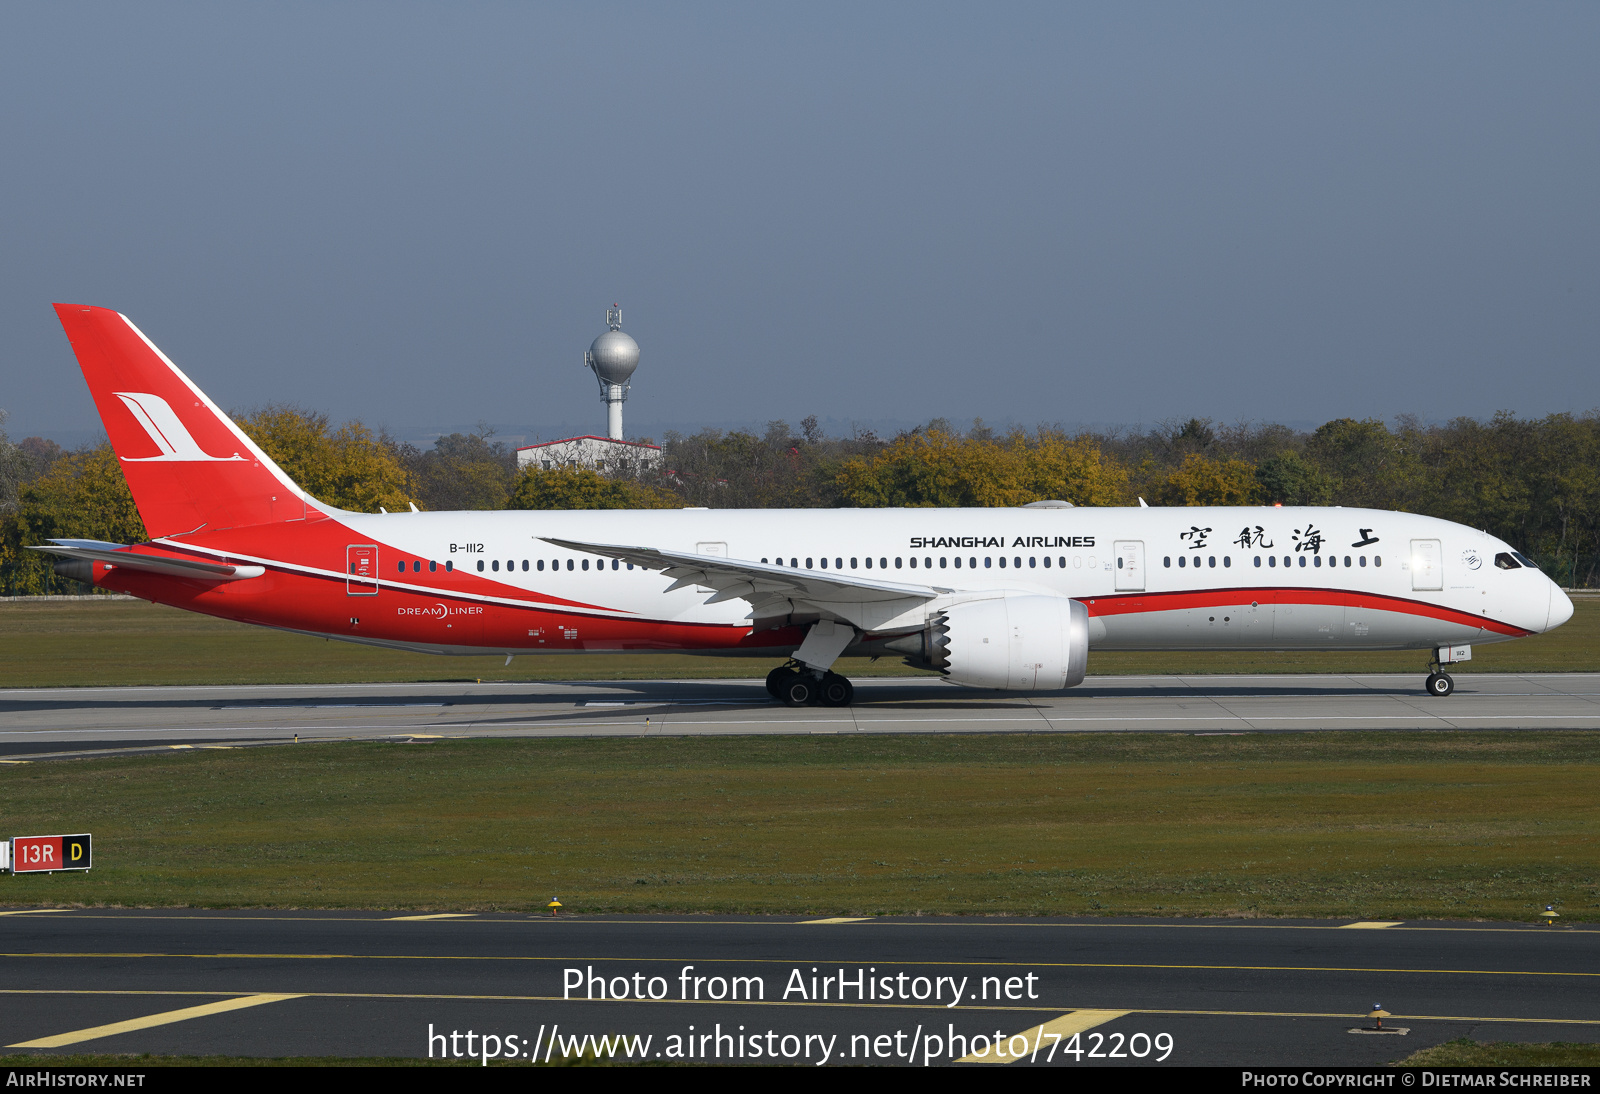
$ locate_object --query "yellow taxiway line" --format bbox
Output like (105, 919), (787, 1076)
(2, 951), (1594, 980)
(959, 1010), (1131, 1064)
(7, 993), (303, 1049)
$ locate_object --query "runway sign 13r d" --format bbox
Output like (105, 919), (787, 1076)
(9, 834), (92, 873)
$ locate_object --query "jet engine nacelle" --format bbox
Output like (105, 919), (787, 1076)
(889, 595), (1089, 691)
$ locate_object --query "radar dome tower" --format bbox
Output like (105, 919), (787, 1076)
(584, 304), (640, 441)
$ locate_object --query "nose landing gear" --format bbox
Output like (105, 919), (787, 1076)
(1424, 645), (1469, 697)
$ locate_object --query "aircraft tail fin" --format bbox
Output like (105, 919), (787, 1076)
(52, 304), (313, 539)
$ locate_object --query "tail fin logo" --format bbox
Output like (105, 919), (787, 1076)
(113, 392), (245, 463)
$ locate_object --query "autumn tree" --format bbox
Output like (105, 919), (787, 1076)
(508, 466), (677, 510)
(235, 405), (415, 513)
(1154, 452), (1260, 506)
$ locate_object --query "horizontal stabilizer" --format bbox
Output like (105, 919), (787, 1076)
(28, 539), (265, 581)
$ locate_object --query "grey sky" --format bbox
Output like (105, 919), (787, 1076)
(2, 3), (1597, 447)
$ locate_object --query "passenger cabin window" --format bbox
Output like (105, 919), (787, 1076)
(1164, 556), (1172, 567)
(445, 561), (453, 572)
(429, 561), (437, 573)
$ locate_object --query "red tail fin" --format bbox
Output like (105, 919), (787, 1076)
(53, 304), (311, 538)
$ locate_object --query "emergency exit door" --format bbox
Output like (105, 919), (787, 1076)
(347, 545), (379, 595)
(1114, 540), (1145, 591)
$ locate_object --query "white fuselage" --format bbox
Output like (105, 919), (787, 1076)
(325, 504), (1570, 653)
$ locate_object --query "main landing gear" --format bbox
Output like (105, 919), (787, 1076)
(765, 661), (855, 707)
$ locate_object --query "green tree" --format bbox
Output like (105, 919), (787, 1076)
(1256, 451), (1334, 506)
(403, 430), (517, 511)
(1304, 417), (1422, 510)
(0, 444), (146, 595)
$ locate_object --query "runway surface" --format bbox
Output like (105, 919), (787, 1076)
(2, 673), (1600, 758)
(1, 909), (1595, 1065)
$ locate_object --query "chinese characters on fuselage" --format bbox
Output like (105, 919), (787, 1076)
(1176, 525), (1382, 554)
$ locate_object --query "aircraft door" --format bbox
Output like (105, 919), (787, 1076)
(1410, 539), (1443, 591)
(346, 545), (379, 595)
(1114, 540), (1144, 591)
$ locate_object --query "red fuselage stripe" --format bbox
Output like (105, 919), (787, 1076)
(1084, 586), (1531, 637)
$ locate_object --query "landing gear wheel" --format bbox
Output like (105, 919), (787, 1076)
(780, 674), (818, 707)
(817, 673), (854, 707)
(766, 665), (797, 699)
(1425, 672), (1455, 697)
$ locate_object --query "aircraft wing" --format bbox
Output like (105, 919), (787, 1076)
(540, 537), (946, 629)
(28, 539), (266, 581)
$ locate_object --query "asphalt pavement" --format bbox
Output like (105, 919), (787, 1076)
(1, 909), (1595, 1066)
(3, 673), (1600, 759)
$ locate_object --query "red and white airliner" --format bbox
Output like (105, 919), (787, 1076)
(36, 305), (1573, 706)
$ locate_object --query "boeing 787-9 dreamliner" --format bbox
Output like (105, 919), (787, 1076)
(34, 305), (1574, 706)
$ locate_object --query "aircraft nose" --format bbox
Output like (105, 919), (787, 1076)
(1547, 582), (1574, 632)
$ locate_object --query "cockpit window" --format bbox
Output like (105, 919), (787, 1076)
(1494, 552), (1521, 570)
(1512, 552), (1538, 568)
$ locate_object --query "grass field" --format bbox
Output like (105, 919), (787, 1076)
(2, 732), (1595, 919)
(1, 597), (1596, 688)
(1395, 1040), (1600, 1066)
